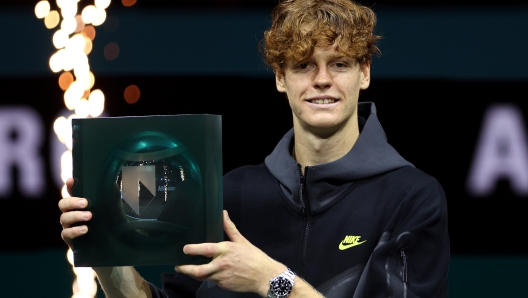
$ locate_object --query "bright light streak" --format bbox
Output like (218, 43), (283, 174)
(61, 17), (78, 35)
(88, 72), (95, 89)
(81, 25), (96, 40)
(63, 52), (89, 75)
(64, 81), (84, 109)
(67, 247), (74, 264)
(75, 99), (90, 118)
(81, 5), (98, 24)
(49, 50), (64, 72)
(40, 1), (116, 297)
(35, 1), (51, 19)
(61, 48), (76, 71)
(73, 57), (90, 77)
(74, 279), (98, 297)
(72, 294), (96, 298)
(61, 184), (69, 198)
(53, 29), (69, 49)
(75, 72), (92, 91)
(73, 266), (96, 279)
(45, 10), (60, 29)
(92, 8), (107, 26)
(83, 37), (93, 55)
(56, 0), (67, 9)
(95, 0), (111, 9)
(74, 15), (85, 33)
(66, 33), (87, 53)
(53, 116), (69, 143)
(60, 2), (78, 18)
(88, 89), (104, 103)
(59, 71), (75, 91)
(60, 150), (73, 182)
(64, 95), (81, 111)
(67, 247), (99, 298)
(88, 89), (105, 117)
(74, 65), (90, 83)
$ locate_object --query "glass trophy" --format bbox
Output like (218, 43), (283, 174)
(71, 115), (223, 267)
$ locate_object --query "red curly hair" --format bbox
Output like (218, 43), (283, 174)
(261, 0), (381, 74)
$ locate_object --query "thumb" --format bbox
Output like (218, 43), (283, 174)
(223, 210), (245, 243)
(66, 178), (74, 197)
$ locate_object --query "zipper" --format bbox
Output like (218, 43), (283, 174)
(400, 249), (407, 283)
(299, 166), (311, 277)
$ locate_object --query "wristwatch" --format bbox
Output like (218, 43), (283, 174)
(267, 268), (296, 298)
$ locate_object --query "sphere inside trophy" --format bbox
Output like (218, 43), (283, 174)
(110, 132), (201, 222)
(99, 131), (204, 250)
(118, 156), (184, 219)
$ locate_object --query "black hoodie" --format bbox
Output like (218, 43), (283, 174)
(150, 102), (450, 298)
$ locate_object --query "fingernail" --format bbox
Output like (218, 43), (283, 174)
(182, 245), (188, 254)
(79, 226), (87, 234)
(78, 199), (86, 207)
(174, 266), (182, 273)
(82, 212), (89, 220)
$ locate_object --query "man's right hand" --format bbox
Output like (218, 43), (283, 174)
(58, 177), (92, 249)
(57, 178), (152, 298)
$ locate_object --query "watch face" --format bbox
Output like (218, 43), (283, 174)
(271, 276), (293, 297)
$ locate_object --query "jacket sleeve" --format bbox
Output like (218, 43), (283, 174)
(353, 176), (450, 298)
(148, 272), (202, 298)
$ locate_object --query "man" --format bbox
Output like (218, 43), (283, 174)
(59, 0), (450, 297)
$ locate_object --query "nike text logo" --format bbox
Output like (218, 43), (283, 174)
(339, 235), (367, 250)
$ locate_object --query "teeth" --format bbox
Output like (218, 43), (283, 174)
(312, 98), (335, 104)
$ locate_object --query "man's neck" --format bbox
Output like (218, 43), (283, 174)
(292, 116), (360, 172)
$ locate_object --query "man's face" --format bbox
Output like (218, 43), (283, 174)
(276, 45), (370, 134)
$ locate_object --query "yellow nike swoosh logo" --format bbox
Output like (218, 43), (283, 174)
(339, 236), (367, 250)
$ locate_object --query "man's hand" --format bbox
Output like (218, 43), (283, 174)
(58, 179), (152, 298)
(175, 210), (286, 297)
(58, 178), (92, 249)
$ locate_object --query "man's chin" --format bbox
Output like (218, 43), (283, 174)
(300, 120), (343, 135)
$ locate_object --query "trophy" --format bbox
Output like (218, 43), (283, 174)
(71, 115), (223, 267)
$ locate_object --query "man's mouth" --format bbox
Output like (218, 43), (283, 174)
(309, 98), (336, 104)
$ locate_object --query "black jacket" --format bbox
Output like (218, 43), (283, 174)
(150, 102), (450, 297)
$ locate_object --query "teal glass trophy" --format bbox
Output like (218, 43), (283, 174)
(71, 115), (223, 267)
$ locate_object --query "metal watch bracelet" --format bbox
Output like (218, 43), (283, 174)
(267, 268), (296, 298)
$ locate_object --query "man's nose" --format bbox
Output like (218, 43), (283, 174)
(313, 66), (332, 89)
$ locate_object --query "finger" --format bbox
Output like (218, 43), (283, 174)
(60, 210), (92, 228)
(175, 263), (218, 280)
(183, 243), (223, 258)
(223, 210), (244, 243)
(58, 197), (88, 212)
(66, 178), (74, 197)
(61, 225), (88, 242)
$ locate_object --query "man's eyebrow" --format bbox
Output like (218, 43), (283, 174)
(329, 55), (353, 61)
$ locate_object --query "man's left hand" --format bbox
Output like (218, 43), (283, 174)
(175, 210), (286, 297)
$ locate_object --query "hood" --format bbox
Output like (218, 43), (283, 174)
(264, 102), (414, 215)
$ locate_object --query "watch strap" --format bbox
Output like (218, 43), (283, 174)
(267, 268), (296, 298)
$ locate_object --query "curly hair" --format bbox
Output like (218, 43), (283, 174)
(261, 0), (381, 74)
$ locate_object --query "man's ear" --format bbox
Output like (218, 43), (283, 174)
(360, 61), (371, 90)
(276, 71), (286, 93)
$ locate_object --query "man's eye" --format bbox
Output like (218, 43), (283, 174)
(334, 62), (347, 68)
(297, 63), (309, 69)
(293, 63), (314, 72)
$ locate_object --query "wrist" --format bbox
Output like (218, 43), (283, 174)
(259, 263), (288, 297)
(266, 268), (296, 298)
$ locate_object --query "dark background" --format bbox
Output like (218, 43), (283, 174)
(1, 0), (528, 297)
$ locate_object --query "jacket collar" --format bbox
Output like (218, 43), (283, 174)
(265, 102), (413, 214)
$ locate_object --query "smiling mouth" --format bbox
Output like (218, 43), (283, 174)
(309, 98), (336, 104)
